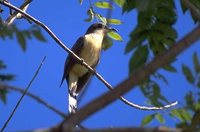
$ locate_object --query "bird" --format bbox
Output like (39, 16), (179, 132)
(60, 23), (117, 114)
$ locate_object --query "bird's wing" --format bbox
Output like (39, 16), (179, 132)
(60, 36), (85, 87)
(76, 53), (100, 93)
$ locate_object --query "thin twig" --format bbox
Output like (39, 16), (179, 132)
(0, 0), (178, 111)
(60, 25), (200, 131)
(0, 84), (66, 118)
(5, 0), (32, 25)
(0, 56), (46, 132)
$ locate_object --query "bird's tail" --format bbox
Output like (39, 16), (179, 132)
(68, 93), (77, 113)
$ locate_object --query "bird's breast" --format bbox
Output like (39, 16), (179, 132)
(71, 34), (103, 77)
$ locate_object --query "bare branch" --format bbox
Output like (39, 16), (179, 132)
(5, 0), (32, 25)
(59, 26), (200, 131)
(75, 126), (182, 132)
(182, 0), (200, 21)
(1, 56), (46, 131)
(0, 0), (176, 111)
(0, 84), (66, 118)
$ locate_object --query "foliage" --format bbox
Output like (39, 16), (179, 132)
(0, 15), (46, 104)
(0, 60), (14, 104)
(0, 18), (46, 51)
(1, 0), (200, 130)
(83, 0), (200, 129)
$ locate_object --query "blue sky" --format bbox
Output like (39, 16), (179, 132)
(0, 0), (200, 131)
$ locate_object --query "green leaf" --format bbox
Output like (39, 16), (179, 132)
(95, 14), (107, 24)
(0, 74), (15, 82)
(182, 64), (195, 84)
(129, 45), (149, 74)
(95, 1), (113, 9)
(16, 32), (26, 51)
(191, 111), (200, 127)
(32, 30), (46, 42)
(79, 0), (83, 5)
(155, 113), (165, 124)
(154, 72), (168, 85)
(195, 102), (200, 110)
(141, 114), (154, 126)
(170, 109), (192, 122)
(193, 52), (200, 73)
(0, 89), (7, 104)
(114, 0), (125, 7)
(107, 18), (122, 25)
(180, 109), (192, 121)
(180, 0), (188, 13)
(85, 8), (94, 22)
(122, 0), (136, 13)
(153, 23), (177, 39)
(102, 36), (113, 50)
(197, 80), (200, 88)
(170, 109), (184, 121)
(162, 64), (177, 73)
(0, 60), (6, 69)
(107, 31), (122, 41)
(125, 28), (147, 53)
(185, 92), (194, 108)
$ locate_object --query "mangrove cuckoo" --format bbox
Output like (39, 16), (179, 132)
(60, 23), (117, 113)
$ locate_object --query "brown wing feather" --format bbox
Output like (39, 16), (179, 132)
(60, 37), (85, 87)
(76, 55), (100, 93)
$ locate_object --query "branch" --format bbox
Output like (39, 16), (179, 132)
(74, 126), (182, 132)
(0, 84), (66, 118)
(182, 0), (200, 21)
(5, 0), (32, 25)
(1, 56), (46, 131)
(0, 0), (175, 111)
(58, 25), (200, 131)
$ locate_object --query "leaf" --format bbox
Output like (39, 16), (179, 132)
(154, 72), (168, 84)
(122, 0), (136, 13)
(180, 109), (192, 121)
(155, 113), (165, 124)
(107, 31), (122, 41)
(16, 32), (26, 51)
(170, 109), (184, 121)
(180, 0), (188, 13)
(32, 30), (46, 42)
(129, 45), (148, 74)
(191, 111), (200, 127)
(197, 79), (200, 88)
(0, 89), (7, 104)
(0, 60), (6, 69)
(125, 27), (147, 54)
(107, 18), (122, 25)
(0, 74), (15, 82)
(95, 1), (113, 9)
(114, 0), (125, 7)
(162, 64), (177, 73)
(85, 8), (94, 22)
(170, 109), (192, 122)
(185, 92), (194, 108)
(182, 64), (195, 84)
(153, 23), (177, 40)
(141, 114), (154, 126)
(95, 14), (107, 24)
(79, 0), (83, 5)
(102, 36), (113, 50)
(193, 52), (200, 73)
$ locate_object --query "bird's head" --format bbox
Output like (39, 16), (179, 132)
(85, 23), (117, 35)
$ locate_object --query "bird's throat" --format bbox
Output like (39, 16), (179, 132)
(71, 33), (103, 77)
